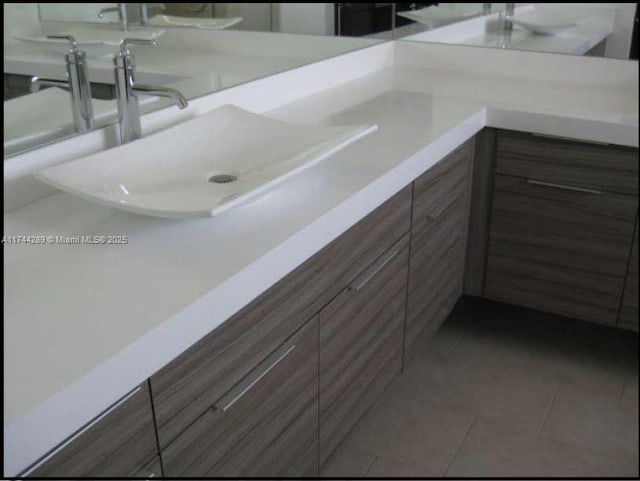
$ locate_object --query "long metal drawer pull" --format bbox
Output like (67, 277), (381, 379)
(525, 178), (602, 195)
(530, 132), (611, 146)
(21, 386), (142, 476)
(214, 343), (296, 412)
(348, 247), (402, 292)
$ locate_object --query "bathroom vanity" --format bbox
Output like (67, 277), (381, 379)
(3, 39), (638, 477)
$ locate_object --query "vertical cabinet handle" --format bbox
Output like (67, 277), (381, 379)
(525, 178), (602, 195)
(214, 342), (296, 412)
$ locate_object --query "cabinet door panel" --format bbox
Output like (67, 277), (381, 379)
(485, 174), (638, 325)
(27, 383), (157, 478)
(495, 130), (639, 195)
(319, 234), (409, 466)
(407, 234), (466, 347)
(151, 185), (411, 448)
(406, 140), (473, 350)
(161, 318), (318, 478)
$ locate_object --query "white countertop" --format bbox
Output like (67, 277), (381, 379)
(3, 40), (638, 476)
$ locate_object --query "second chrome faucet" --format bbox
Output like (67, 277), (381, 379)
(114, 38), (188, 144)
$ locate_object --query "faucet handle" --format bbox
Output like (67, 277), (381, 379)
(119, 38), (157, 56)
(46, 34), (79, 53)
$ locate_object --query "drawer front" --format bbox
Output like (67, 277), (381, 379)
(28, 383), (157, 478)
(619, 217), (639, 331)
(150, 185), (412, 448)
(485, 175), (638, 325)
(495, 130), (639, 195)
(162, 317), (318, 478)
(412, 138), (473, 231)
(319, 234), (409, 466)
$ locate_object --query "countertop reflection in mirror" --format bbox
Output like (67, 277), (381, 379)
(3, 3), (388, 159)
(392, 3), (638, 60)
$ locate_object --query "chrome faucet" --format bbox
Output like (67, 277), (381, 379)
(98, 3), (128, 31)
(30, 34), (95, 133)
(138, 3), (149, 25)
(114, 39), (188, 144)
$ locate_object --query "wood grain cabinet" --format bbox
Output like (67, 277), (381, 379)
(319, 233), (410, 467)
(26, 383), (158, 478)
(619, 216), (639, 331)
(162, 317), (319, 478)
(405, 139), (475, 350)
(485, 131), (639, 326)
(149, 185), (412, 450)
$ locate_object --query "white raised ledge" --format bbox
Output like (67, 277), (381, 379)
(3, 40), (638, 476)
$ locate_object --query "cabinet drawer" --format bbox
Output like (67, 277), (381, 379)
(150, 185), (411, 448)
(619, 217), (639, 331)
(412, 139), (472, 231)
(319, 233), (409, 466)
(162, 317), (318, 478)
(26, 383), (157, 478)
(495, 130), (639, 195)
(485, 175), (638, 325)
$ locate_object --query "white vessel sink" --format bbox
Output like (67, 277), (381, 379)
(34, 105), (377, 218)
(511, 8), (577, 35)
(148, 14), (243, 29)
(15, 29), (166, 59)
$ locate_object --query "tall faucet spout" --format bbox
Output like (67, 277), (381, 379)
(30, 76), (69, 93)
(132, 84), (189, 109)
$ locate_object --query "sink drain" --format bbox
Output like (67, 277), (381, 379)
(209, 174), (238, 184)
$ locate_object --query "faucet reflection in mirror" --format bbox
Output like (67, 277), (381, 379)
(114, 38), (188, 144)
(503, 2), (515, 31)
(98, 3), (129, 31)
(30, 34), (95, 133)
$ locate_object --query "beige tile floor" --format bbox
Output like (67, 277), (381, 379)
(321, 297), (639, 478)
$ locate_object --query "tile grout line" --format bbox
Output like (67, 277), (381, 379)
(442, 415), (477, 477)
(537, 381), (560, 435)
(361, 455), (379, 477)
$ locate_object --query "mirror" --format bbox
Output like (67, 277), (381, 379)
(393, 3), (638, 60)
(4, 3), (638, 160)
(4, 3), (389, 158)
